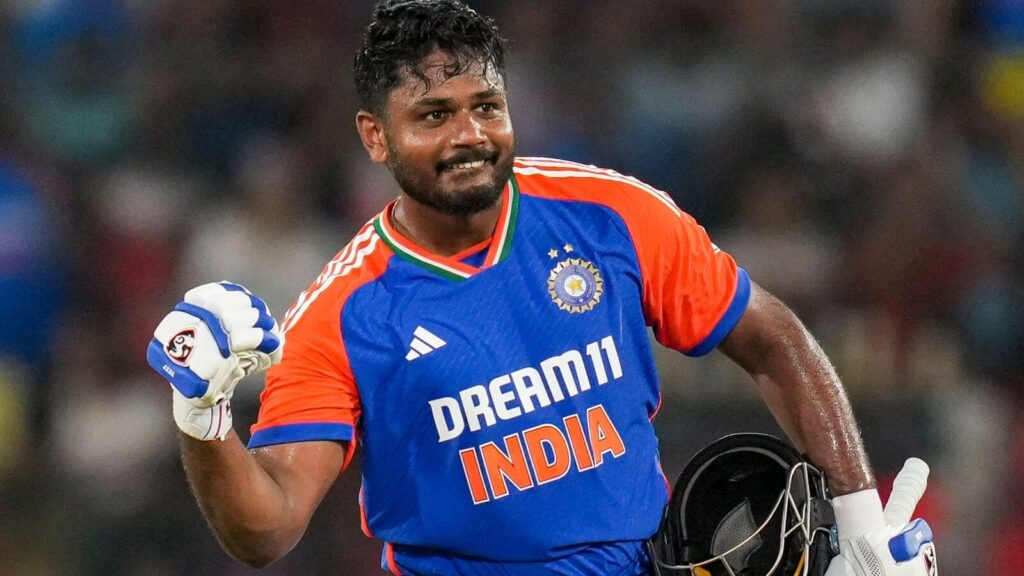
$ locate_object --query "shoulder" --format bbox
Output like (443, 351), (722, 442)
(279, 218), (393, 334)
(512, 157), (683, 223)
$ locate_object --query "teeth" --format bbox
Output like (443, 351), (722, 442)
(451, 160), (485, 169)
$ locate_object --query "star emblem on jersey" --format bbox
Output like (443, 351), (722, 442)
(406, 326), (447, 361)
(548, 257), (603, 314)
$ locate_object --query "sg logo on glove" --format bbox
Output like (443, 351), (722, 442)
(167, 329), (196, 365)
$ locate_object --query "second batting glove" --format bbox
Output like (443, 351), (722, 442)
(825, 459), (937, 576)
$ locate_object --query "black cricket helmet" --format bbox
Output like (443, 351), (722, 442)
(647, 433), (837, 576)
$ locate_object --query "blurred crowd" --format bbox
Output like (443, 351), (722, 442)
(0, 0), (1022, 574)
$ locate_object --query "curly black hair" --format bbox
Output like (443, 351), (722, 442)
(354, 0), (507, 117)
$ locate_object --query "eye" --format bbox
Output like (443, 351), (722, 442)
(422, 110), (448, 122)
(477, 102), (502, 116)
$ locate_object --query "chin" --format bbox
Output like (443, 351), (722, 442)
(431, 184), (503, 216)
(396, 155), (513, 216)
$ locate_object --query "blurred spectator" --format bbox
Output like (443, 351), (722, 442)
(11, 0), (134, 167)
(812, 47), (927, 166)
(47, 313), (189, 574)
(178, 134), (344, 320)
(956, 245), (1024, 380)
(0, 158), (64, 372)
(88, 160), (202, 369)
(847, 159), (972, 374)
(718, 164), (839, 318)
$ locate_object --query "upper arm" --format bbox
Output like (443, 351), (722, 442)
(718, 281), (776, 369)
(717, 281), (802, 373)
(250, 440), (349, 529)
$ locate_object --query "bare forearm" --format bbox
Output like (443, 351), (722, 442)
(749, 322), (873, 494)
(721, 286), (874, 495)
(179, 431), (302, 566)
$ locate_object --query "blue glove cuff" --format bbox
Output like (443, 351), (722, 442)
(147, 338), (211, 398)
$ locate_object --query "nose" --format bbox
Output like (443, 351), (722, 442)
(450, 111), (487, 147)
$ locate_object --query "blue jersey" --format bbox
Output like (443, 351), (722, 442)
(249, 157), (751, 575)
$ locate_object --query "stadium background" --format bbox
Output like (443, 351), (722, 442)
(1, 0), (1022, 573)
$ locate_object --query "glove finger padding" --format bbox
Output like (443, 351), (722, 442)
(185, 285), (254, 318)
(827, 536), (936, 576)
(219, 306), (260, 335)
(229, 325), (283, 357)
(237, 350), (274, 378)
(186, 282), (274, 324)
(185, 282), (284, 357)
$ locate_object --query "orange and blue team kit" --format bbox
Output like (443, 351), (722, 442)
(248, 157), (752, 575)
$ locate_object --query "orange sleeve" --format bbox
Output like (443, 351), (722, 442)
(246, 233), (384, 457)
(633, 205), (750, 356)
(247, 280), (362, 451)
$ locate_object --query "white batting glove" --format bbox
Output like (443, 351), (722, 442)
(825, 459), (937, 576)
(147, 282), (284, 441)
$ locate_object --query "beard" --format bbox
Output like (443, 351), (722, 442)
(386, 140), (516, 217)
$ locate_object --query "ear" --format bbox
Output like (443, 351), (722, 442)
(355, 110), (389, 164)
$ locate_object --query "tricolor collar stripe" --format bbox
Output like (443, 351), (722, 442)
(488, 174), (520, 266)
(374, 214), (472, 280)
(482, 175), (518, 267)
(373, 175), (519, 281)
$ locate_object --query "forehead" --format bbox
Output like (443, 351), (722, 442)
(390, 50), (506, 104)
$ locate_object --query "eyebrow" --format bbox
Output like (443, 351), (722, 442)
(473, 89), (501, 100)
(412, 89), (503, 108)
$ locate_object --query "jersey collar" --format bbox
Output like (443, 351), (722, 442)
(373, 174), (520, 281)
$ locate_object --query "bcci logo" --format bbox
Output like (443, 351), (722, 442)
(165, 328), (196, 366)
(548, 258), (604, 314)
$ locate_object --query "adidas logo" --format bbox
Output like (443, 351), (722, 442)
(406, 326), (447, 361)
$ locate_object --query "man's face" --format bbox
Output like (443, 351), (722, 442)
(380, 51), (515, 216)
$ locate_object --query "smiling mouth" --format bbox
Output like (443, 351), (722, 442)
(439, 152), (496, 173)
(448, 160), (487, 170)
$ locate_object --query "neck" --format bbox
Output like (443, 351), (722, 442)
(391, 195), (502, 257)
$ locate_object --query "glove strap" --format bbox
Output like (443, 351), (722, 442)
(832, 489), (885, 540)
(173, 392), (233, 441)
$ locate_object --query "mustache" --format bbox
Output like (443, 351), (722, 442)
(437, 149), (498, 171)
